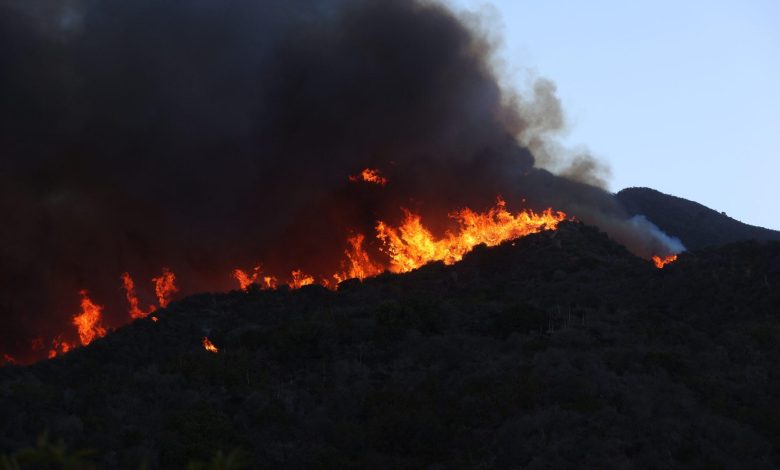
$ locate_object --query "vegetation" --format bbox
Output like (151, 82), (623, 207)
(1, 222), (778, 468)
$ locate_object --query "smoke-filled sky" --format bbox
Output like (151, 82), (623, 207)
(0, 0), (727, 360)
(447, 0), (780, 230)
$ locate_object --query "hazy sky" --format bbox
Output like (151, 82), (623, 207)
(446, 0), (780, 229)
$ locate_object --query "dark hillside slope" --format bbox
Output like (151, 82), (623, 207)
(1, 222), (779, 469)
(617, 187), (780, 249)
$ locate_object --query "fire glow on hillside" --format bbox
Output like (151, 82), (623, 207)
(37, 197), (566, 360)
(3, 193), (684, 366)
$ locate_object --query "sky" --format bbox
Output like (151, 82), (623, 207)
(446, 0), (780, 230)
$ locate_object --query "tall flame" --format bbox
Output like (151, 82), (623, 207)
(652, 254), (678, 269)
(202, 337), (219, 353)
(152, 268), (178, 308)
(72, 290), (106, 346)
(121, 272), (157, 319)
(376, 198), (566, 273)
(333, 234), (384, 283)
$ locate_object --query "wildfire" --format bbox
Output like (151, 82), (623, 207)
(72, 290), (107, 346)
(333, 234), (384, 283)
(263, 276), (278, 290)
(47, 336), (72, 359)
(152, 268), (178, 308)
(376, 198), (567, 273)
(233, 266), (261, 291)
(349, 168), (388, 186)
(289, 270), (315, 289)
(122, 272), (157, 319)
(25, 197), (569, 365)
(652, 254), (678, 269)
(202, 337), (219, 353)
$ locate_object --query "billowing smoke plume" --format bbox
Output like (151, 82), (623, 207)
(0, 0), (679, 360)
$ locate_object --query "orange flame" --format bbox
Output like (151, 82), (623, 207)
(29, 197), (568, 364)
(376, 198), (566, 273)
(233, 266), (261, 291)
(152, 268), (178, 308)
(289, 269), (315, 289)
(47, 336), (72, 359)
(652, 254), (678, 269)
(349, 168), (388, 186)
(202, 337), (219, 353)
(263, 276), (278, 290)
(333, 234), (384, 283)
(121, 272), (157, 319)
(72, 290), (106, 346)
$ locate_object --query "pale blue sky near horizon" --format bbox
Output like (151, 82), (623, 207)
(445, 0), (780, 230)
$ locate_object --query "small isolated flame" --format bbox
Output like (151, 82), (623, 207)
(233, 266), (261, 291)
(152, 268), (178, 308)
(652, 254), (678, 269)
(202, 337), (219, 353)
(47, 336), (72, 359)
(263, 276), (278, 290)
(349, 168), (388, 186)
(121, 272), (157, 319)
(151, 316), (159, 322)
(72, 290), (106, 346)
(289, 270), (315, 289)
(376, 198), (566, 273)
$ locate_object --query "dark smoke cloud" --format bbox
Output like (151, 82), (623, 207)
(0, 0), (676, 360)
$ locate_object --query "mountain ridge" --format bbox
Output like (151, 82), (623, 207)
(1, 221), (778, 469)
(616, 186), (780, 250)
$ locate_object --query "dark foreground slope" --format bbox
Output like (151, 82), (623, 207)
(1, 222), (779, 469)
(617, 187), (780, 249)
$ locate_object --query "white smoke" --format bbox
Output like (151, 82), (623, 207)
(627, 215), (686, 255)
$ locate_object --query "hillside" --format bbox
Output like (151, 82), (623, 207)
(1, 222), (779, 469)
(617, 187), (780, 249)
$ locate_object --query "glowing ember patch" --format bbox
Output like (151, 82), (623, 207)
(151, 316), (159, 322)
(122, 272), (157, 319)
(2, 354), (17, 365)
(289, 270), (315, 289)
(233, 266), (261, 291)
(72, 290), (107, 346)
(349, 168), (388, 186)
(202, 337), (219, 353)
(376, 198), (566, 273)
(652, 254), (678, 269)
(152, 268), (178, 308)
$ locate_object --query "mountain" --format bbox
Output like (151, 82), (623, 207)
(616, 187), (780, 250)
(1, 221), (778, 469)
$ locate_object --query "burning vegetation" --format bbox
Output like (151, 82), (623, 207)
(202, 337), (219, 353)
(652, 254), (679, 269)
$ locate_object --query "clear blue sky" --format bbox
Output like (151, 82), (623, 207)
(446, 0), (780, 229)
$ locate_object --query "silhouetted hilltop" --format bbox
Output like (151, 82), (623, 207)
(617, 187), (780, 249)
(1, 222), (779, 469)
